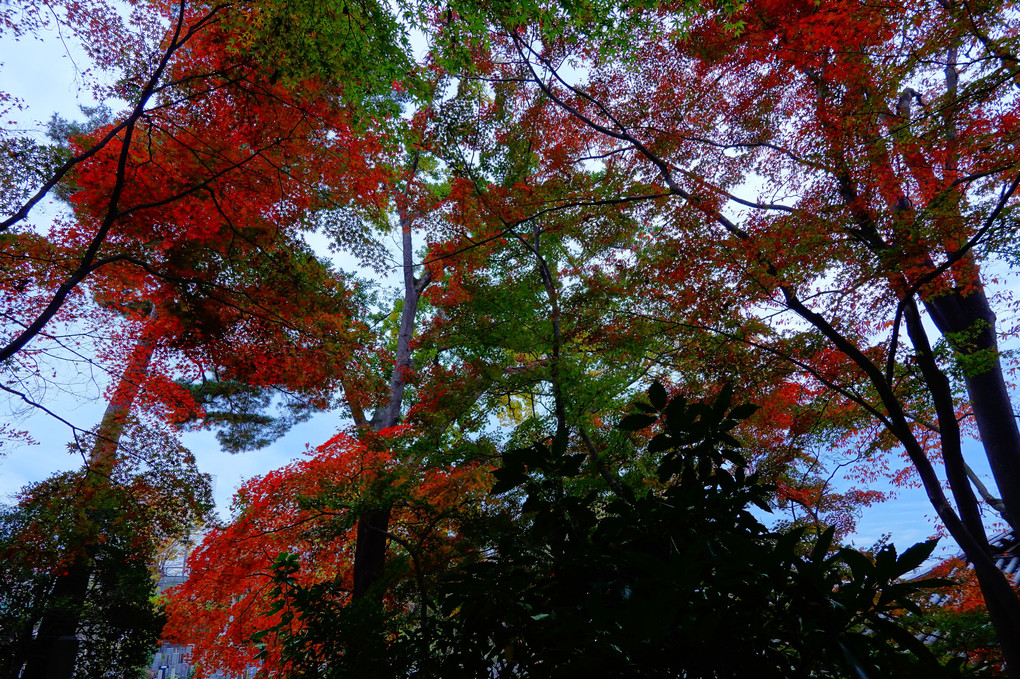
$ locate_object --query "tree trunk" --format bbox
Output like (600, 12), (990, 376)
(20, 324), (156, 679)
(351, 206), (429, 603)
(351, 509), (393, 600)
(904, 298), (1020, 673)
(20, 562), (90, 679)
(925, 284), (1020, 529)
(973, 555), (1020, 675)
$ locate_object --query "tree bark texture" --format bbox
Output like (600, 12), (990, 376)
(352, 208), (429, 603)
(925, 286), (1020, 529)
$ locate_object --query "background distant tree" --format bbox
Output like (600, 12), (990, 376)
(0, 424), (211, 679)
(913, 555), (1020, 674)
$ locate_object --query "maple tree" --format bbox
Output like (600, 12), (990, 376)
(408, 0), (1020, 667)
(9, 234), (383, 676)
(1, 0), (415, 673)
(9, 0), (1020, 672)
(160, 151), (493, 674)
(11, 241), (373, 675)
(163, 430), (489, 677)
(0, 0), (406, 426)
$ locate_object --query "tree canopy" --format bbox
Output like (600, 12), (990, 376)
(2, 0), (1020, 675)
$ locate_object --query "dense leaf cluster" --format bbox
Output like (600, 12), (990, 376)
(0, 422), (211, 678)
(256, 386), (967, 678)
(0, 476), (167, 679)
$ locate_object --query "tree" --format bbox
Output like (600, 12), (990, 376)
(163, 430), (489, 677)
(329, 27), (898, 640)
(0, 0), (406, 418)
(11, 247), (376, 677)
(162, 122), (680, 672)
(419, 0), (1020, 666)
(914, 556), (1008, 673)
(3, 0), (411, 665)
(0, 425), (212, 679)
(10, 0), (1020, 671)
(252, 384), (969, 678)
(402, 9), (885, 540)
(12, 86), (392, 670)
(15, 318), (174, 679)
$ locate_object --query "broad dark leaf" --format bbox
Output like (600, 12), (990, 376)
(618, 413), (657, 431)
(648, 381), (668, 411)
(892, 539), (938, 578)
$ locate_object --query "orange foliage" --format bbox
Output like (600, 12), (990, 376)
(164, 432), (489, 678)
(31, 0), (397, 423)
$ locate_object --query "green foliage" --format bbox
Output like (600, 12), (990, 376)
(405, 0), (691, 72)
(253, 384), (964, 678)
(0, 427), (211, 678)
(71, 530), (167, 679)
(901, 607), (1001, 675)
(182, 378), (316, 453)
(924, 608), (1001, 674)
(230, 0), (418, 112)
(0, 510), (52, 679)
(0, 475), (168, 679)
(0, 105), (108, 215)
(432, 384), (958, 678)
(940, 320), (999, 379)
(251, 552), (407, 678)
